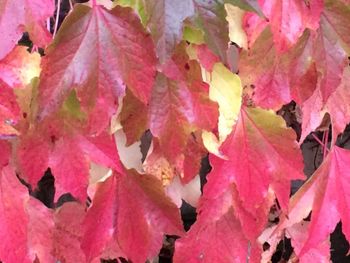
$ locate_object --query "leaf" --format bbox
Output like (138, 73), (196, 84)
(53, 202), (86, 263)
(0, 166), (54, 263)
(150, 47), (218, 162)
(286, 221), (331, 262)
(175, 208), (255, 262)
(17, 118), (121, 201)
(314, 13), (348, 102)
(0, 46), (41, 88)
(174, 188), (261, 262)
(239, 28), (291, 110)
(0, 79), (21, 135)
(300, 66), (350, 143)
(82, 170), (183, 263)
(119, 89), (148, 145)
(114, 0), (148, 24)
(0, 165), (30, 262)
(38, 4), (157, 130)
(144, 0), (195, 63)
(204, 62), (242, 142)
(166, 175), (201, 208)
(0, 0), (54, 59)
(17, 130), (51, 187)
(211, 107), (304, 214)
(326, 67), (350, 142)
(192, 44), (220, 72)
(225, 3), (248, 49)
(225, 0), (264, 17)
(323, 0), (350, 52)
(243, 0), (323, 52)
(278, 146), (350, 257)
(192, 0), (230, 63)
(0, 141), (10, 169)
(49, 136), (89, 202)
(239, 22), (347, 110)
(26, 198), (54, 263)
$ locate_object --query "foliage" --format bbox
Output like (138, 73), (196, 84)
(0, 0), (350, 262)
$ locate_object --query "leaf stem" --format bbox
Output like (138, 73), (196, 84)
(46, 18), (51, 33)
(68, 0), (73, 10)
(323, 130), (329, 159)
(53, 0), (61, 38)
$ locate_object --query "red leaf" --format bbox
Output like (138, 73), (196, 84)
(0, 0), (54, 59)
(17, 119), (121, 201)
(150, 73), (215, 161)
(17, 131), (51, 187)
(0, 141), (11, 169)
(77, 131), (122, 173)
(150, 46), (218, 163)
(26, 198), (54, 263)
(279, 146), (350, 257)
(49, 136), (89, 202)
(211, 107), (303, 214)
(239, 29), (291, 109)
(174, 208), (255, 262)
(174, 190), (261, 262)
(53, 202), (86, 263)
(0, 166), (30, 262)
(0, 80), (21, 135)
(144, 0), (194, 63)
(0, 166), (54, 263)
(38, 4), (156, 125)
(195, 44), (220, 72)
(314, 15), (348, 102)
(244, 0), (323, 52)
(300, 67), (350, 143)
(326, 68), (350, 141)
(82, 170), (183, 263)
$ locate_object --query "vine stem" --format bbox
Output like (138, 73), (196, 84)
(312, 133), (330, 154)
(53, 0), (61, 38)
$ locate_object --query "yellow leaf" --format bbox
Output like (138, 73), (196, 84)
(225, 4), (248, 49)
(206, 63), (242, 142)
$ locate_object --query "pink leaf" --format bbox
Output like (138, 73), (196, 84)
(0, 0), (54, 59)
(82, 170), (183, 263)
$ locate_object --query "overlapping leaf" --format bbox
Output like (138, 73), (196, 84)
(38, 4), (157, 132)
(0, 46), (41, 88)
(82, 170), (184, 263)
(144, 0), (194, 62)
(0, 0), (54, 59)
(17, 120), (121, 202)
(243, 0), (323, 52)
(0, 166), (53, 263)
(174, 179), (261, 262)
(149, 44), (218, 164)
(277, 146), (350, 257)
(0, 80), (20, 135)
(192, 0), (230, 63)
(205, 107), (303, 239)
